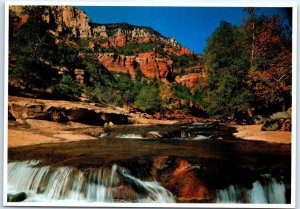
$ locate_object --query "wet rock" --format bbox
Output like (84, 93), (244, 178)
(146, 131), (163, 138)
(166, 160), (210, 201)
(7, 192), (27, 202)
(112, 184), (139, 201)
(150, 156), (212, 201)
(180, 131), (189, 138)
(150, 156), (171, 178)
(117, 167), (149, 196)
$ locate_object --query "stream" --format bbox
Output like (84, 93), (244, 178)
(7, 123), (291, 204)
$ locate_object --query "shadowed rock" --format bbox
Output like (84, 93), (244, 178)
(7, 192), (27, 202)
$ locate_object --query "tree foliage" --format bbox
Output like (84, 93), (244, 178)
(203, 21), (252, 117)
(9, 7), (56, 87)
(242, 9), (292, 111)
(55, 75), (82, 99)
(134, 80), (162, 113)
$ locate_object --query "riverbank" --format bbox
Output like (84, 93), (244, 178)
(8, 119), (179, 148)
(7, 96), (292, 148)
(8, 120), (292, 148)
(7, 95), (179, 148)
(234, 125), (291, 144)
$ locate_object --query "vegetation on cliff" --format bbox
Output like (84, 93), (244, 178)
(8, 6), (292, 120)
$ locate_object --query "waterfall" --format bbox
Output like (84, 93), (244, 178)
(7, 161), (175, 203)
(117, 167), (174, 203)
(250, 175), (286, 203)
(216, 175), (286, 203)
(216, 185), (240, 203)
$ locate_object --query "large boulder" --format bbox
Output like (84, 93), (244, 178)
(261, 119), (280, 131)
(150, 156), (212, 202)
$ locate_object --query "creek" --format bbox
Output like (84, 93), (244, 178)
(7, 123), (291, 204)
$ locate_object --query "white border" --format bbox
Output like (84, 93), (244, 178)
(3, 1), (297, 208)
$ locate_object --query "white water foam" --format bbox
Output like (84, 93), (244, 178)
(7, 161), (174, 203)
(99, 133), (108, 138)
(117, 134), (145, 139)
(192, 135), (210, 140)
(118, 168), (175, 203)
(215, 175), (286, 204)
(216, 185), (239, 203)
(250, 175), (286, 203)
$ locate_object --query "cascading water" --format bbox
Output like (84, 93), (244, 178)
(215, 175), (286, 203)
(7, 161), (175, 203)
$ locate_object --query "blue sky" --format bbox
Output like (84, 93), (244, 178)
(78, 6), (291, 54)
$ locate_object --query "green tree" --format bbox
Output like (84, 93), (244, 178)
(55, 75), (82, 99)
(203, 21), (252, 117)
(134, 80), (162, 113)
(160, 84), (177, 110)
(56, 43), (80, 69)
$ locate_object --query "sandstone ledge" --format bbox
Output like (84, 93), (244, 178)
(8, 120), (100, 148)
(233, 124), (291, 144)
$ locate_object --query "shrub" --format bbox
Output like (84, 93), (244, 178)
(134, 80), (162, 113)
(55, 75), (82, 99)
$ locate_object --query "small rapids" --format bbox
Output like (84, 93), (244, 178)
(7, 161), (175, 203)
(117, 134), (145, 139)
(215, 175), (286, 203)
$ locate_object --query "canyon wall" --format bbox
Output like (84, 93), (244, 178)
(10, 5), (204, 87)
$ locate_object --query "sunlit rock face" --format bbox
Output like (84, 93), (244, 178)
(175, 73), (206, 88)
(9, 5), (202, 85)
(96, 53), (174, 83)
(43, 6), (92, 38)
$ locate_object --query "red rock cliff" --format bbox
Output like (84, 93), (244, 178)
(175, 73), (206, 88)
(96, 53), (173, 83)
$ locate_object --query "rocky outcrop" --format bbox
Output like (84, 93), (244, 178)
(103, 26), (167, 46)
(175, 73), (206, 88)
(137, 57), (173, 83)
(10, 5), (204, 87)
(96, 53), (137, 78)
(43, 6), (92, 38)
(10, 6), (194, 55)
(10, 6), (92, 38)
(96, 53), (174, 83)
(74, 69), (85, 84)
(8, 96), (129, 126)
(93, 25), (108, 39)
